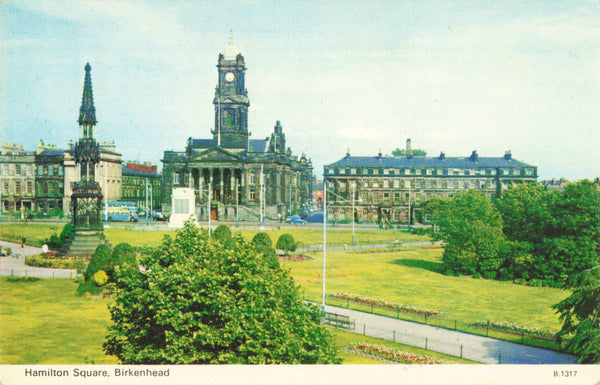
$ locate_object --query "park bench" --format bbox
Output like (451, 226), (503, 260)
(323, 312), (355, 329)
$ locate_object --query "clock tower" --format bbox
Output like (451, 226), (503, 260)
(213, 33), (250, 149)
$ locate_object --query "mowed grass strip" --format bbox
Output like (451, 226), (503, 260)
(0, 223), (428, 249)
(0, 276), (472, 365)
(286, 246), (569, 333)
(0, 277), (118, 364)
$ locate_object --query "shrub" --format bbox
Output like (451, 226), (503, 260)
(482, 271), (496, 280)
(85, 244), (112, 281)
(77, 279), (102, 296)
(213, 225), (232, 243)
(111, 243), (137, 271)
(6, 276), (40, 283)
(472, 272), (481, 279)
(92, 270), (108, 286)
(276, 234), (297, 255)
(251, 232), (272, 253)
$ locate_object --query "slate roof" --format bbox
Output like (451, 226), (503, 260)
(122, 165), (161, 178)
(37, 149), (65, 156)
(326, 154), (535, 169)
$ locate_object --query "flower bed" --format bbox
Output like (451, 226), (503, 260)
(331, 292), (445, 317)
(25, 252), (88, 271)
(350, 342), (450, 364)
(469, 320), (555, 340)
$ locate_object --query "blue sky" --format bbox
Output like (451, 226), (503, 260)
(1, 0), (599, 180)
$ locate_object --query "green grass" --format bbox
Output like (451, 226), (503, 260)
(0, 276), (473, 365)
(329, 327), (479, 364)
(0, 276), (118, 364)
(0, 223), (428, 249)
(286, 246), (570, 350)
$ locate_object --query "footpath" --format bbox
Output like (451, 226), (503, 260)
(0, 240), (75, 279)
(323, 304), (577, 364)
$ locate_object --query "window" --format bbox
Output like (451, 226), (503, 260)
(415, 169), (421, 175)
(525, 168), (533, 176)
(350, 168), (356, 175)
(327, 169), (334, 174)
(503, 169), (509, 176)
(173, 173), (180, 184)
(339, 168), (346, 175)
(426, 179), (431, 188)
(426, 169), (432, 175)
(416, 179), (421, 188)
(15, 164), (21, 175)
(383, 169), (389, 175)
(362, 168), (369, 175)
(26, 181), (33, 195)
(250, 191), (256, 201)
(393, 179), (400, 188)
(14, 181), (21, 195)
(2, 181), (8, 195)
(513, 169), (520, 176)
(404, 168), (411, 175)
(383, 180), (389, 188)
(48, 166), (54, 176)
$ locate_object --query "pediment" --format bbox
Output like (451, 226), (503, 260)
(191, 147), (243, 163)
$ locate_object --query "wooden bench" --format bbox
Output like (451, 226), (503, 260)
(323, 312), (355, 329)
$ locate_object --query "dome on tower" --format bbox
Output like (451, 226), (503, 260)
(224, 31), (241, 60)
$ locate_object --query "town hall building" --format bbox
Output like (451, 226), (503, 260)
(161, 37), (313, 221)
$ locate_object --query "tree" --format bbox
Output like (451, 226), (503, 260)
(434, 190), (506, 275)
(553, 266), (600, 363)
(276, 234), (297, 255)
(213, 225), (232, 243)
(85, 244), (112, 281)
(251, 232), (279, 268)
(104, 221), (341, 364)
(391, 148), (427, 157)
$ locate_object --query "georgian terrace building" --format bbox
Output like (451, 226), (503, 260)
(324, 141), (537, 225)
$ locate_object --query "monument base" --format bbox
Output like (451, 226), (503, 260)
(59, 230), (111, 257)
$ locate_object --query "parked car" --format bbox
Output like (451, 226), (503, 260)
(153, 212), (168, 221)
(304, 212), (324, 223)
(287, 216), (306, 224)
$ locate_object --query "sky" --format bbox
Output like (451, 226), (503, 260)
(1, 0), (599, 181)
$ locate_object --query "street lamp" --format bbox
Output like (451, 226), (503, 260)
(322, 181), (327, 314)
(327, 187), (362, 246)
(236, 181), (239, 227)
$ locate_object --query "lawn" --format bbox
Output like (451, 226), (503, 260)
(0, 276), (477, 365)
(285, 246), (570, 344)
(0, 277), (117, 364)
(0, 223), (428, 249)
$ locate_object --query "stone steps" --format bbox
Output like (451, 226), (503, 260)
(59, 231), (111, 257)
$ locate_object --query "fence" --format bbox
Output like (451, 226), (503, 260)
(305, 295), (562, 353)
(348, 321), (507, 364)
(297, 241), (439, 253)
(0, 268), (75, 279)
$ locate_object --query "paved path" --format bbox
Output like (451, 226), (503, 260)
(0, 240), (76, 279)
(323, 304), (577, 364)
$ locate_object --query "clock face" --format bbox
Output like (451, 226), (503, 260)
(225, 72), (235, 82)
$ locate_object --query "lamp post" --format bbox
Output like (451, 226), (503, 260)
(408, 182), (411, 229)
(322, 181), (327, 314)
(327, 188), (362, 245)
(259, 165), (264, 229)
(208, 182), (212, 237)
(352, 183), (355, 245)
(236, 181), (239, 227)
(150, 183), (153, 223)
(145, 178), (149, 225)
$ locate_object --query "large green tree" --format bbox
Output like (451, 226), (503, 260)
(553, 266), (600, 363)
(434, 190), (506, 276)
(104, 221), (341, 364)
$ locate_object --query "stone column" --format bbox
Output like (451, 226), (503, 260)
(219, 168), (224, 203)
(198, 168), (203, 196)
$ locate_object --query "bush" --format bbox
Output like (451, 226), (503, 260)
(92, 270), (108, 286)
(472, 272), (481, 279)
(6, 276), (40, 283)
(213, 225), (232, 243)
(482, 271), (496, 280)
(111, 243), (137, 271)
(77, 279), (102, 296)
(25, 254), (88, 271)
(251, 232), (272, 253)
(276, 234), (297, 255)
(85, 244), (112, 281)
